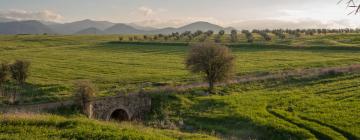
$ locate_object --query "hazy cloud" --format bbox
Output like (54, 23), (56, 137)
(0, 9), (63, 22)
(137, 6), (155, 17)
(229, 19), (354, 30)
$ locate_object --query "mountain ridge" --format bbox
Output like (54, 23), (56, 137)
(0, 19), (234, 35)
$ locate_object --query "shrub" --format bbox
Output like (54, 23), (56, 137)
(218, 30), (225, 36)
(230, 30), (238, 42)
(74, 80), (96, 115)
(0, 62), (10, 85)
(10, 60), (30, 85)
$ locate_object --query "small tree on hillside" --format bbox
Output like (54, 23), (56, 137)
(219, 30), (225, 36)
(75, 80), (96, 115)
(186, 43), (235, 93)
(10, 60), (30, 85)
(230, 30), (238, 43)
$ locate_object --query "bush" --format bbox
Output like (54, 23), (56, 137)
(10, 60), (30, 85)
(74, 80), (96, 116)
(0, 62), (10, 85)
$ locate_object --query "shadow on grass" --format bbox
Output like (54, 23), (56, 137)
(183, 97), (309, 140)
(1, 82), (70, 104)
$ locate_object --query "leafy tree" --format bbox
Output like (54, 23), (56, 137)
(230, 30), (238, 42)
(205, 30), (214, 36)
(186, 43), (235, 93)
(218, 30), (225, 36)
(10, 60), (30, 85)
(193, 30), (203, 37)
(118, 36), (123, 41)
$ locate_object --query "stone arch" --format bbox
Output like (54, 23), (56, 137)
(105, 106), (132, 121)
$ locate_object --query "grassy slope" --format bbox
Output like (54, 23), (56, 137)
(0, 113), (217, 140)
(1, 35), (360, 103)
(151, 73), (360, 140)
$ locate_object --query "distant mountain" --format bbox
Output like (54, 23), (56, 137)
(149, 21), (229, 34)
(128, 23), (158, 31)
(49, 19), (115, 34)
(0, 20), (55, 34)
(0, 19), (234, 35)
(104, 23), (144, 34)
(0, 17), (14, 23)
(75, 27), (104, 35)
(177, 21), (224, 32)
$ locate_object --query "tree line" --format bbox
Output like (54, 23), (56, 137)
(118, 28), (360, 43)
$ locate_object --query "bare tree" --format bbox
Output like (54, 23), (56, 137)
(340, 0), (360, 14)
(186, 43), (235, 93)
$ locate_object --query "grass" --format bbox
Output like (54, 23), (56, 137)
(0, 113), (217, 140)
(149, 72), (360, 140)
(1, 34), (360, 103)
(1, 34), (360, 139)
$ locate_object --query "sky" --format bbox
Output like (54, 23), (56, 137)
(0, 0), (359, 29)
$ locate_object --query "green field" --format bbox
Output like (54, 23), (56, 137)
(0, 113), (217, 140)
(152, 72), (360, 139)
(1, 34), (360, 139)
(1, 34), (360, 103)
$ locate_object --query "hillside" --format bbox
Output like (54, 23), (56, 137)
(75, 27), (104, 35)
(104, 23), (145, 34)
(49, 19), (115, 34)
(0, 19), (233, 35)
(0, 20), (55, 34)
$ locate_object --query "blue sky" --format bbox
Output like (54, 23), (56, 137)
(0, 0), (359, 28)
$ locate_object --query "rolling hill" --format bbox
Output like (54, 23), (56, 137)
(104, 23), (144, 34)
(49, 19), (115, 34)
(0, 20), (55, 34)
(74, 27), (104, 35)
(0, 19), (233, 35)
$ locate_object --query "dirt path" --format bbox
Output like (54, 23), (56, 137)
(2, 64), (360, 113)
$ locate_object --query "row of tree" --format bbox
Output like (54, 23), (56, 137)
(118, 28), (360, 43)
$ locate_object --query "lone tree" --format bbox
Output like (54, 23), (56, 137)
(75, 80), (96, 115)
(186, 43), (235, 93)
(10, 60), (30, 85)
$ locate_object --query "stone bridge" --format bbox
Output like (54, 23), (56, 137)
(0, 93), (152, 122)
(88, 93), (152, 121)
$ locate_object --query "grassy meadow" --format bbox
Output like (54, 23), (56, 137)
(0, 33), (360, 139)
(151, 72), (360, 139)
(0, 113), (217, 140)
(1, 34), (360, 103)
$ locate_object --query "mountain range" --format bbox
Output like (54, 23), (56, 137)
(0, 19), (234, 35)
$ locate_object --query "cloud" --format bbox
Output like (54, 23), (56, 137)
(0, 9), (63, 22)
(137, 6), (155, 17)
(229, 19), (354, 30)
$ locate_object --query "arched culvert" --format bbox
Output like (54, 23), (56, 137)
(109, 109), (130, 122)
